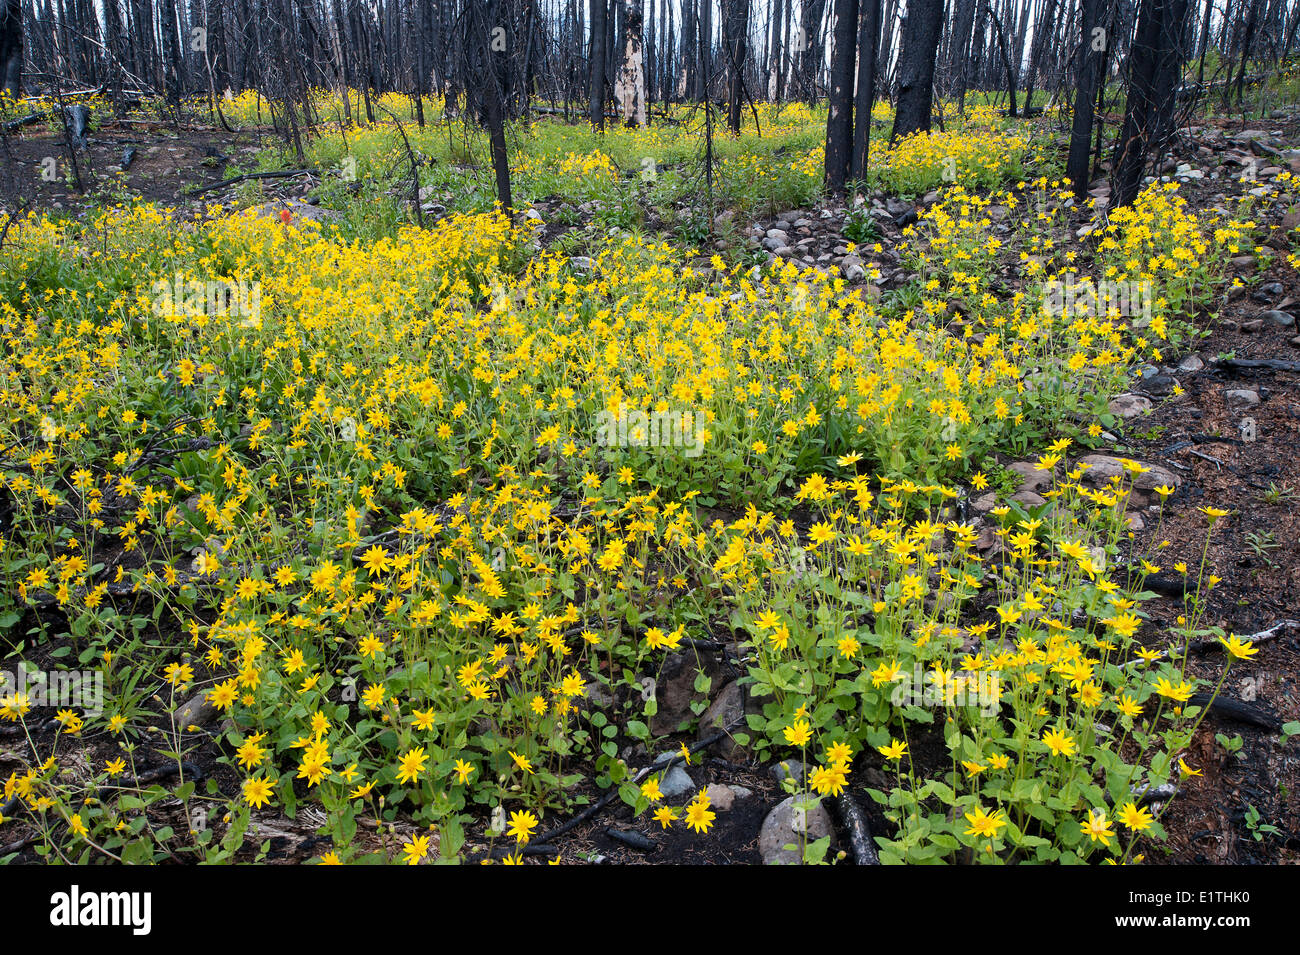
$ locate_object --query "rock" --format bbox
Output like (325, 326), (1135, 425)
(659, 764), (695, 799)
(759, 795), (834, 865)
(650, 653), (713, 735)
(570, 256), (595, 272)
(1125, 511), (1145, 531)
(1291, 335), (1300, 347)
(705, 784), (736, 811)
(1078, 455), (1180, 492)
(1225, 388), (1260, 407)
(972, 492), (998, 512)
(1108, 393), (1153, 418)
(176, 691), (218, 730)
(1010, 489), (1047, 508)
(1141, 374), (1178, 397)
(771, 759), (804, 785)
(254, 198), (340, 225)
(1231, 255), (1257, 271)
(1241, 319), (1265, 332)
(762, 236), (786, 252)
(1261, 309), (1296, 327)
(765, 228), (790, 243)
(885, 197), (911, 217)
(1007, 460), (1054, 492)
(841, 258), (866, 282)
(1177, 355), (1204, 373)
(696, 682), (753, 761)
(922, 190), (940, 204)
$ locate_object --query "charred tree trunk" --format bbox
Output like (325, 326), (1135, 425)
(615, 0), (646, 125)
(892, 0), (945, 138)
(0, 0), (21, 97)
(589, 0), (606, 127)
(824, 0), (857, 191)
(723, 0), (749, 133)
(851, 0), (883, 182)
(1068, 0), (1107, 196)
(1111, 0), (1192, 207)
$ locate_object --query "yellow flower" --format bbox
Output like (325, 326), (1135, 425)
(783, 718), (812, 747)
(963, 805), (1007, 839)
(878, 739), (908, 761)
(1041, 727), (1076, 758)
(507, 809), (539, 844)
(1117, 801), (1154, 832)
(1218, 634), (1258, 660)
(1082, 808), (1115, 846)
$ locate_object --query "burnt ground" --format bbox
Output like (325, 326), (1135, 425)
(1120, 277), (1300, 865)
(2, 113), (1299, 864)
(1, 119), (267, 212)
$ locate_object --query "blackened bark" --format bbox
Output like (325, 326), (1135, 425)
(724, 0), (749, 133)
(851, 0), (883, 182)
(824, 0), (857, 192)
(0, 0), (21, 97)
(589, 0), (606, 127)
(1068, 0), (1106, 196)
(1111, 0), (1192, 208)
(892, 0), (944, 138)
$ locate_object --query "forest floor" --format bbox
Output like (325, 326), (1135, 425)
(2, 105), (1299, 865)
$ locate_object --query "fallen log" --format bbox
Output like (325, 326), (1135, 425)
(183, 168), (318, 197)
(1188, 692), (1283, 732)
(835, 792), (880, 864)
(1216, 357), (1300, 373)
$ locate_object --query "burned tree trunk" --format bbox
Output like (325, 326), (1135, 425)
(851, 0), (883, 183)
(589, 0), (607, 128)
(0, 0), (21, 98)
(1111, 0), (1192, 208)
(615, 0), (646, 126)
(824, 0), (858, 192)
(1067, 0), (1107, 196)
(723, 0), (750, 133)
(892, 0), (945, 138)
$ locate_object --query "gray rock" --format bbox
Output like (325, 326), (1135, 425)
(1225, 388), (1260, 407)
(659, 764), (695, 799)
(771, 759), (804, 785)
(1078, 454), (1180, 491)
(1177, 355), (1204, 373)
(761, 236), (786, 252)
(759, 795), (834, 865)
(765, 228), (790, 243)
(176, 691), (218, 730)
(570, 256), (595, 272)
(1108, 393), (1154, 418)
(705, 784), (735, 811)
(1010, 489), (1048, 508)
(1261, 310), (1296, 327)
(696, 682), (751, 761)
(1141, 374), (1178, 397)
(972, 492), (998, 512)
(1007, 460), (1054, 492)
